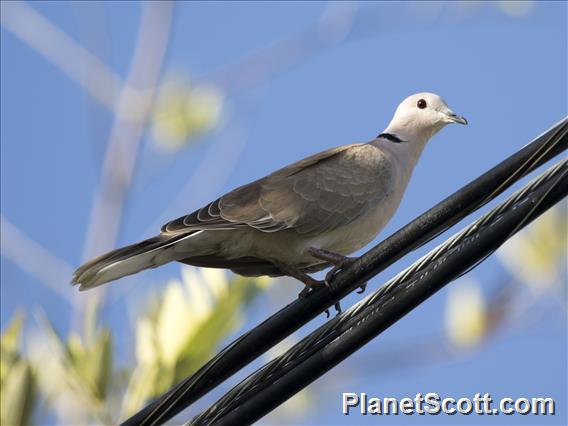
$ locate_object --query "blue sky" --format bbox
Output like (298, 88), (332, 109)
(1, 1), (566, 424)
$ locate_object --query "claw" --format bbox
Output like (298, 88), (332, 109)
(298, 286), (311, 299)
(324, 264), (342, 285)
(308, 247), (357, 286)
(297, 279), (327, 299)
(324, 258), (357, 285)
(356, 282), (367, 294)
(275, 254), (347, 318)
(324, 302), (341, 318)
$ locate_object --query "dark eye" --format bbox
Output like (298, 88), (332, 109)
(417, 99), (427, 109)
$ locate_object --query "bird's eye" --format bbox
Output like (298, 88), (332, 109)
(417, 99), (427, 109)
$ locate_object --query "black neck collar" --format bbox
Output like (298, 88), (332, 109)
(377, 132), (405, 144)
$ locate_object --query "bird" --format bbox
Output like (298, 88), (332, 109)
(72, 92), (467, 295)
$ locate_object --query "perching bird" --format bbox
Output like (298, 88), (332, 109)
(72, 92), (467, 294)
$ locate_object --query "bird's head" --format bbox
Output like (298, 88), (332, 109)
(386, 92), (467, 142)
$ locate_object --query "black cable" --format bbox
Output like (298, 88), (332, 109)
(193, 158), (568, 425)
(122, 118), (567, 426)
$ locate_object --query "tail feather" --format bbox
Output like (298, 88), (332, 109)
(71, 233), (190, 290)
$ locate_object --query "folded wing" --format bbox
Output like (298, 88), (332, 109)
(162, 142), (395, 236)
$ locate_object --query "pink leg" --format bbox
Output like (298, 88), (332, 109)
(308, 247), (367, 294)
(272, 260), (325, 298)
(272, 259), (342, 315)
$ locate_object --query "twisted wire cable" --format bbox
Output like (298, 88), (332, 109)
(192, 157), (567, 425)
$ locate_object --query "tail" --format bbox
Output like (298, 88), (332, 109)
(71, 233), (190, 291)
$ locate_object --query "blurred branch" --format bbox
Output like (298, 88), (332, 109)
(82, 2), (173, 260)
(0, 216), (74, 304)
(0, 1), (121, 111)
(205, 2), (358, 93)
(71, 1), (117, 167)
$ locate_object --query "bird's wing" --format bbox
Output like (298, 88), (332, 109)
(162, 142), (396, 236)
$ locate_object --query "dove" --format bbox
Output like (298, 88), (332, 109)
(72, 92), (467, 295)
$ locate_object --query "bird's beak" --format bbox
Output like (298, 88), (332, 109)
(445, 111), (468, 125)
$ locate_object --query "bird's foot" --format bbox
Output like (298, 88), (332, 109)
(297, 277), (326, 298)
(272, 260), (326, 298)
(324, 302), (342, 318)
(272, 260), (342, 317)
(308, 247), (368, 294)
(308, 247), (356, 284)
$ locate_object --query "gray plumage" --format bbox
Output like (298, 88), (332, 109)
(164, 143), (394, 235)
(72, 92), (467, 290)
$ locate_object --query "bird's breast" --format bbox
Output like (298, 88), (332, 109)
(307, 191), (402, 256)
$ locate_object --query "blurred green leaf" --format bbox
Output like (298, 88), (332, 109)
(121, 267), (269, 416)
(151, 76), (223, 151)
(1, 312), (25, 385)
(1, 313), (36, 426)
(174, 275), (264, 379)
(4, 268), (268, 422)
(121, 363), (161, 417)
(497, 203), (567, 292)
(34, 309), (114, 424)
(1, 311), (24, 356)
(445, 279), (487, 348)
(1, 359), (36, 426)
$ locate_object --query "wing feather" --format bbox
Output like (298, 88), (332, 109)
(161, 142), (396, 236)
